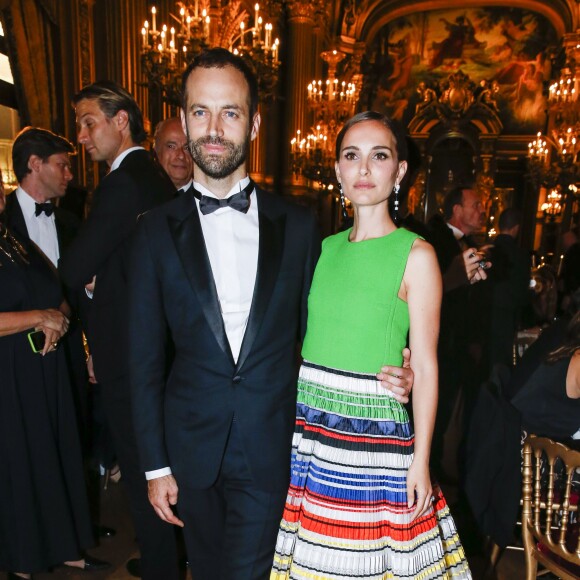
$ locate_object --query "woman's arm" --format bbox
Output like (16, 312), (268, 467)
(0, 310), (47, 337)
(400, 238), (443, 519)
(0, 309), (70, 354)
(566, 350), (580, 399)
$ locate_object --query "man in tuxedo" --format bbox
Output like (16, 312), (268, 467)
(6, 127), (77, 267)
(5, 127), (93, 437)
(153, 117), (192, 192)
(60, 81), (180, 580)
(481, 208), (531, 373)
(427, 186), (489, 477)
(128, 48), (414, 579)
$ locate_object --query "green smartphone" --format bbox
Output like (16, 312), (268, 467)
(27, 330), (45, 353)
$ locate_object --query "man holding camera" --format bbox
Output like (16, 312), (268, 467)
(427, 185), (490, 480)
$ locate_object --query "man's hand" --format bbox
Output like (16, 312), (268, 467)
(147, 475), (184, 527)
(36, 308), (70, 355)
(377, 347), (414, 403)
(37, 308), (69, 336)
(87, 354), (97, 384)
(85, 275), (96, 294)
(463, 247), (491, 285)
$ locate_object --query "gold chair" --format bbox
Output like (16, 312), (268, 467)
(522, 435), (580, 580)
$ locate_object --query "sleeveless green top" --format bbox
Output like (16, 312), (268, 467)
(302, 227), (420, 374)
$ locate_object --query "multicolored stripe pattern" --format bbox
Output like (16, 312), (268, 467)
(271, 362), (471, 579)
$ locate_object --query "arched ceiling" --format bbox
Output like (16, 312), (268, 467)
(357, 0), (574, 43)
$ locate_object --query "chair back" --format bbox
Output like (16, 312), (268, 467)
(522, 435), (580, 580)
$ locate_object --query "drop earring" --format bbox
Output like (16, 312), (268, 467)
(338, 182), (348, 223)
(393, 182), (400, 219)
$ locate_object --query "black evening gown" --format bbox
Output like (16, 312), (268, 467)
(0, 234), (94, 573)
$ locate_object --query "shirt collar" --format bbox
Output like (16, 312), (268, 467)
(16, 186), (50, 218)
(192, 176), (252, 200)
(446, 222), (465, 240)
(178, 179), (193, 194)
(110, 146), (145, 172)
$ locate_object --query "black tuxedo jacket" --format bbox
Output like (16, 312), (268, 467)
(60, 149), (176, 383)
(128, 187), (320, 492)
(427, 214), (472, 356)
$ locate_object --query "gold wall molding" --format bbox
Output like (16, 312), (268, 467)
(286, 0), (317, 24)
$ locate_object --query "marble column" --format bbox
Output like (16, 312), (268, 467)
(280, 0), (317, 189)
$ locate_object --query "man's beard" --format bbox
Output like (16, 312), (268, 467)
(189, 135), (249, 179)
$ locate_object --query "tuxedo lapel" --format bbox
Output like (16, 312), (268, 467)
(5, 194), (28, 240)
(236, 192), (285, 372)
(55, 212), (66, 253)
(168, 196), (234, 364)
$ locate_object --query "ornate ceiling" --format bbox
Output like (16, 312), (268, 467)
(325, 0), (580, 42)
(352, 0), (576, 42)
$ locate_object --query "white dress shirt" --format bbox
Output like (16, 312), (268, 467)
(178, 179), (193, 195)
(447, 222), (465, 241)
(15, 186), (59, 267)
(146, 176), (259, 481)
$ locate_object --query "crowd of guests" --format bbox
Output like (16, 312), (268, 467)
(0, 46), (578, 580)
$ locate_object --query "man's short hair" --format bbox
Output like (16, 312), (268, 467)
(12, 127), (75, 183)
(442, 185), (473, 220)
(153, 117), (181, 150)
(72, 80), (147, 144)
(181, 48), (259, 120)
(498, 207), (522, 231)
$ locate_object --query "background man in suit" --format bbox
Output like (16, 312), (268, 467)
(153, 117), (192, 192)
(427, 186), (490, 479)
(6, 127), (76, 267)
(128, 48), (414, 579)
(60, 81), (180, 580)
(5, 127), (94, 445)
(481, 207), (531, 374)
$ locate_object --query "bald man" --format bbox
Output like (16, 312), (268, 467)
(153, 117), (193, 192)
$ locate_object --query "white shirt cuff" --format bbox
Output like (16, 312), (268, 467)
(145, 467), (172, 480)
(85, 288), (94, 299)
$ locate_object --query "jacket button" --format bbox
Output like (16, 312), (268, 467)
(232, 375), (242, 384)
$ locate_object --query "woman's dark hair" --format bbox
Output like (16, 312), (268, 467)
(335, 111), (409, 225)
(72, 81), (147, 144)
(181, 48), (259, 120)
(335, 111), (408, 162)
(546, 311), (580, 363)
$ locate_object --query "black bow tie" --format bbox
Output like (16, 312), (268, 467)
(192, 180), (254, 215)
(35, 202), (54, 217)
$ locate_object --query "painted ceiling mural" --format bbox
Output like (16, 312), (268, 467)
(360, 7), (560, 133)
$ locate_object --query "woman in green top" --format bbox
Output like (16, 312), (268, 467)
(272, 112), (471, 579)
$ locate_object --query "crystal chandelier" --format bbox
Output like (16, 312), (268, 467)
(527, 125), (579, 230)
(290, 50), (360, 187)
(541, 187), (563, 219)
(140, 1), (281, 110)
(527, 34), (579, 206)
(306, 50), (358, 129)
(548, 65), (577, 107)
(290, 125), (336, 185)
(526, 35), (580, 254)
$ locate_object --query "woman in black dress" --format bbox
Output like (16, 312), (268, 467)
(0, 184), (104, 578)
(511, 310), (580, 440)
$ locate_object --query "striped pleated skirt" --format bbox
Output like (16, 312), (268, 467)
(271, 361), (471, 579)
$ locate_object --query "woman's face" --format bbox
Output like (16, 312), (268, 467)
(335, 120), (406, 209)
